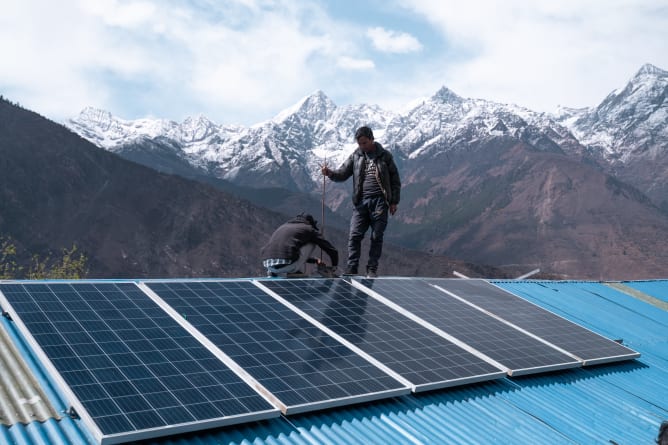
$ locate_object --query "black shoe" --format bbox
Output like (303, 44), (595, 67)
(267, 271), (277, 277)
(366, 269), (378, 278)
(343, 266), (358, 276)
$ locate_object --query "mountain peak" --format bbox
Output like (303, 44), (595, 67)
(182, 114), (214, 127)
(77, 106), (114, 124)
(302, 90), (336, 115)
(273, 90), (337, 123)
(634, 63), (667, 78)
(432, 86), (463, 104)
(309, 89), (330, 101)
(179, 114), (217, 142)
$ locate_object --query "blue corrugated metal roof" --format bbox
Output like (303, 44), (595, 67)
(622, 279), (668, 303)
(1, 279), (667, 445)
(495, 280), (668, 348)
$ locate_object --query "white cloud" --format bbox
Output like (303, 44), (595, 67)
(0, 0), (349, 123)
(179, 3), (342, 122)
(398, 0), (668, 111)
(81, 0), (156, 28)
(337, 56), (375, 70)
(366, 27), (423, 53)
(0, 2), (113, 116)
(0, 0), (666, 125)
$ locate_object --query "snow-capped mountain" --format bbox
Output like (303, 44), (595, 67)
(67, 63), (668, 212)
(62, 63), (668, 279)
(67, 107), (247, 173)
(66, 84), (583, 195)
(552, 63), (668, 210)
(385, 86), (584, 160)
(556, 63), (668, 163)
(67, 63), (668, 168)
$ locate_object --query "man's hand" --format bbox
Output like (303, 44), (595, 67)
(321, 165), (331, 177)
(389, 204), (398, 215)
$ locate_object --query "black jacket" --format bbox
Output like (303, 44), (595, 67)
(327, 142), (401, 206)
(261, 215), (338, 266)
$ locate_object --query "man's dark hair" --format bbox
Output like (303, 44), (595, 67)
(298, 212), (318, 230)
(355, 126), (374, 141)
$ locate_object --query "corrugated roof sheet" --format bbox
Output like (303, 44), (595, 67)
(0, 318), (61, 426)
(0, 316), (95, 444)
(1, 279), (667, 445)
(619, 279), (668, 305)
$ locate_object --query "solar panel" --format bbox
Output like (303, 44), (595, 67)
(352, 278), (581, 376)
(259, 279), (505, 392)
(0, 282), (278, 445)
(143, 280), (409, 414)
(426, 279), (640, 365)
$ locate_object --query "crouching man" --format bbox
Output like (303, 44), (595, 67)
(261, 213), (338, 277)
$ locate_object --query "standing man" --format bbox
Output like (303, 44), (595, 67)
(322, 126), (401, 277)
(261, 213), (338, 277)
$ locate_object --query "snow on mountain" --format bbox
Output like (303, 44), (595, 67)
(374, 86), (582, 163)
(66, 87), (576, 191)
(271, 89), (337, 124)
(66, 107), (245, 166)
(67, 107), (176, 150)
(65, 64), (666, 193)
(556, 63), (668, 162)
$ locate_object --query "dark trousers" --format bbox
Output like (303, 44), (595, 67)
(347, 196), (388, 271)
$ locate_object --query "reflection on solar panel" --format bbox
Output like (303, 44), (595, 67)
(426, 279), (640, 365)
(0, 282), (278, 445)
(260, 279), (505, 391)
(143, 280), (408, 414)
(352, 278), (581, 376)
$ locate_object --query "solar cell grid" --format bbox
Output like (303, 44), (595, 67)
(0, 282), (278, 445)
(427, 279), (640, 364)
(353, 278), (581, 375)
(144, 280), (408, 414)
(261, 279), (505, 390)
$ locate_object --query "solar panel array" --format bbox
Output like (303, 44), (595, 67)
(0, 282), (278, 445)
(143, 280), (408, 413)
(425, 279), (640, 365)
(260, 279), (505, 391)
(353, 278), (581, 375)
(0, 277), (641, 445)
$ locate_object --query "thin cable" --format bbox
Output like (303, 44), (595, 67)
(320, 157), (327, 261)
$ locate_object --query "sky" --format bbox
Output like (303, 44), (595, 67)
(1, 0), (667, 126)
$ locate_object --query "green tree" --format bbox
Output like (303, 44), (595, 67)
(0, 237), (88, 279)
(0, 237), (22, 279)
(28, 245), (89, 280)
